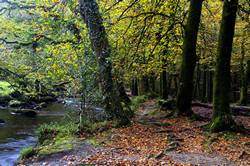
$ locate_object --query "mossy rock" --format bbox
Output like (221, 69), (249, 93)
(20, 146), (37, 159)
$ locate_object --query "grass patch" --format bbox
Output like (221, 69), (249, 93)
(29, 121), (79, 158)
(33, 119), (112, 158)
(37, 135), (75, 156)
(0, 81), (13, 96)
(37, 122), (78, 144)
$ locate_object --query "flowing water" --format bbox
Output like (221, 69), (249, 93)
(0, 102), (70, 166)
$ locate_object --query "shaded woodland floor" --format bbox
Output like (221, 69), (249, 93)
(20, 100), (250, 166)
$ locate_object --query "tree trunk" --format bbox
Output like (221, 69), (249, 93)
(117, 81), (131, 104)
(239, 33), (248, 105)
(79, 0), (130, 125)
(202, 68), (207, 102)
(161, 70), (168, 100)
(149, 75), (156, 93)
(140, 76), (149, 95)
(206, 70), (213, 102)
(193, 64), (200, 100)
(209, 0), (238, 132)
(176, 0), (203, 116)
(131, 78), (138, 96)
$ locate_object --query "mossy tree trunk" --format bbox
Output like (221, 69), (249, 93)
(239, 32), (248, 105)
(210, 0), (238, 132)
(161, 70), (168, 100)
(117, 81), (131, 104)
(79, 0), (130, 125)
(240, 60), (250, 105)
(176, 0), (203, 116)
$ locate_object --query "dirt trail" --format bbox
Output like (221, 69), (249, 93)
(19, 100), (250, 166)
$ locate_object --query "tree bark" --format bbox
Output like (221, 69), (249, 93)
(176, 0), (203, 116)
(239, 33), (248, 105)
(210, 0), (238, 132)
(161, 70), (168, 100)
(79, 0), (130, 125)
(117, 81), (131, 104)
(140, 76), (149, 95)
(131, 78), (138, 96)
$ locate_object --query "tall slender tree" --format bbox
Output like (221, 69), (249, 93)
(209, 0), (239, 132)
(79, 0), (130, 125)
(176, 0), (204, 115)
(239, 31), (249, 105)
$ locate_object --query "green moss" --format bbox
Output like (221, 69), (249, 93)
(208, 115), (239, 132)
(20, 146), (37, 159)
(37, 136), (74, 156)
(147, 109), (159, 116)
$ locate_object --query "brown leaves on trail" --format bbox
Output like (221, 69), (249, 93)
(77, 100), (250, 165)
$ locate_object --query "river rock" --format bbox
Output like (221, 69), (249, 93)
(0, 119), (5, 124)
(11, 109), (37, 117)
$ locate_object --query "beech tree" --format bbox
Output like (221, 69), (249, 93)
(79, 0), (130, 125)
(176, 0), (204, 116)
(209, 0), (239, 132)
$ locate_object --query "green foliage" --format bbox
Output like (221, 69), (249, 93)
(158, 99), (176, 110)
(20, 146), (37, 160)
(34, 121), (79, 157)
(0, 81), (13, 97)
(130, 95), (147, 111)
(79, 117), (111, 134)
(37, 122), (78, 144)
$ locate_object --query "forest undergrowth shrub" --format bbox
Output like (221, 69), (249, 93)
(130, 95), (147, 111)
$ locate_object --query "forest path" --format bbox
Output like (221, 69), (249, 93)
(20, 100), (249, 166)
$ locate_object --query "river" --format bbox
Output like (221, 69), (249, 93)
(0, 102), (70, 166)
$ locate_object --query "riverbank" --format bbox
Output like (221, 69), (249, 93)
(0, 102), (68, 166)
(18, 99), (250, 166)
